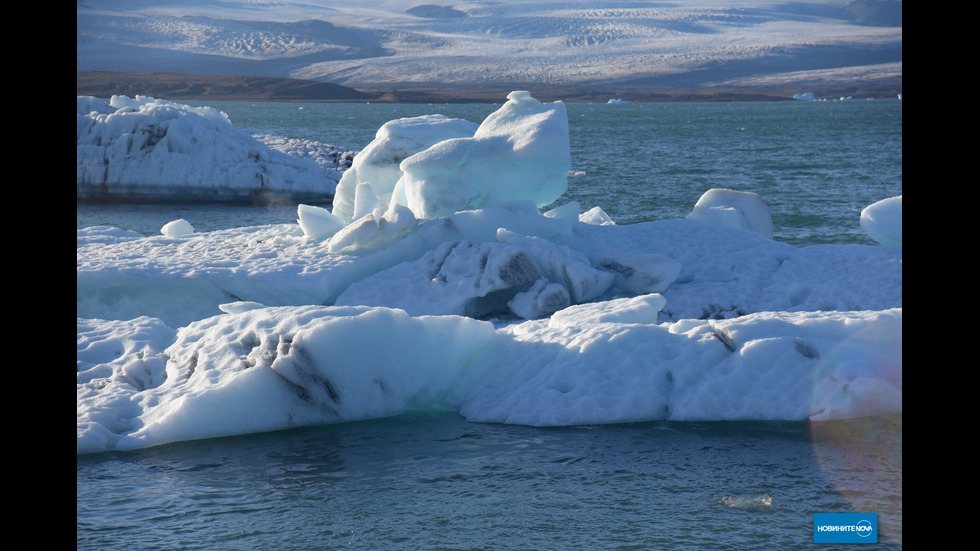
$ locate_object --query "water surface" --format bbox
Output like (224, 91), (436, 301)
(77, 99), (902, 549)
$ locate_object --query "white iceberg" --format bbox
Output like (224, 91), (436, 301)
(297, 203), (345, 240)
(860, 195), (902, 247)
(686, 188), (774, 239)
(160, 218), (194, 238)
(330, 114), (479, 224)
(77, 95), (343, 204)
(77, 91), (902, 454)
(392, 91), (571, 220)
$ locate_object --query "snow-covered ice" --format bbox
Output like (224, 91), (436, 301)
(396, 91), (570, 220)
(860, 195), (902, 247)
(686, 188), (774, 239)
(77, 91), (902, 454)
(77, 95), (347, 204)
(331, 114), (480, 224)
(160, 218), (194, 237)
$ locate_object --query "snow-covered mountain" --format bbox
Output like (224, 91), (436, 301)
(77, 0), (902, 92)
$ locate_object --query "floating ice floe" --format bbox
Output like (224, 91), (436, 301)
(77, 91), (903, 454)
(77, 95), (346, 204)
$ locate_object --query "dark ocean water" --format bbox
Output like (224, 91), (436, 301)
(77, 99), (902, 550)
(77, 411), (902, 550)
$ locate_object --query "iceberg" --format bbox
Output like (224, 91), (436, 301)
(77, 91), (902, 454)
(77, 95), (346, 204)
(160, 218), (194, 238)
(393, 91), (571, 220)
(330, 114), (479, 224)
(686, 188), (774, 239)
(860, 195), (902, 247)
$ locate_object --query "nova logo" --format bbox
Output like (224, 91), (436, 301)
(813, 513), (878, 543)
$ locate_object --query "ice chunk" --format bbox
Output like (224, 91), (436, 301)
(326, 201), (419, 254)
(860, 195), (901, 247)
(687, 188), (773, 239)
(548, 293), (667, 328)
(352, 182), (380, 221)
(378, 202), (418, 241)
(297, 203), (345, 240)
(496, 229), (613, 303)
(218, 301), (266, 314)
(332, 115), (479, 224)
(580, 206), (615, 226)
(508, 278), (571, 319)
(596, 252), (682, 294)
(77, 96), (337, 203)
(335, 240), (542, 317)
(543, 201), (581, 221)
(161, 219), (194, 237)
(397, 91), (570, 220)
(328, 213), (383, 254)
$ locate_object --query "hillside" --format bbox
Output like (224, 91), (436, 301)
(77, 1), (901, 101)
(76, 72), (375, 102)
(77, 71), (901, 103)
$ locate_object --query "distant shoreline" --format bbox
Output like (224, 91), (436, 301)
(77, 71), (902, 104)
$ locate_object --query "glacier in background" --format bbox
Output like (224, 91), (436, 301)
(76, 0), (903, 92)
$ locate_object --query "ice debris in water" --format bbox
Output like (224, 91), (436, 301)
(161, 218), (194, 237)
(719, 494), (773, 508)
